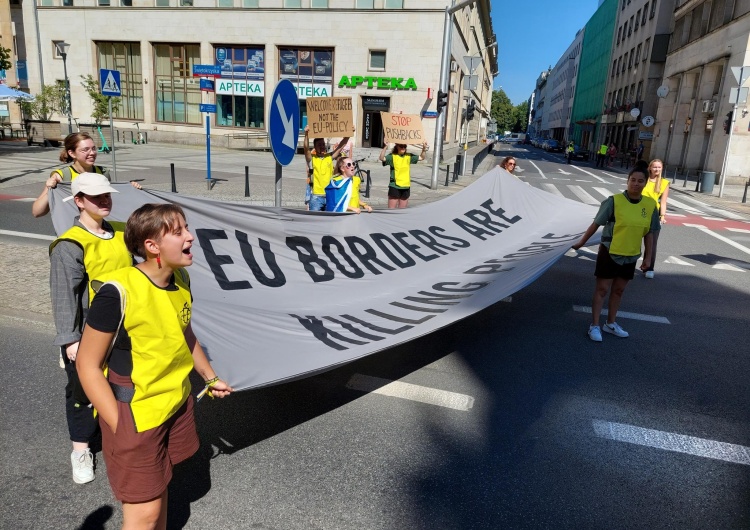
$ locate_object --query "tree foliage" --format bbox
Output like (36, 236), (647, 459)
(491, 89), (530, 134)
(19, 84), (67, 121)
(0, 46), (12, 73)
(81, 74), (121, 125)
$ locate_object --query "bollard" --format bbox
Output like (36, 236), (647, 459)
(694, 170), (701, 192)
(452, 161), (459, 182)
(244, 166), (250, 198)
(364, 170), (371, 198)
(143, 132), (148, 144)
(444, 164), (450, 186)
(682, 167), (689, 188)
(743, 179), (749, 204)
(170, 163), (177, 193)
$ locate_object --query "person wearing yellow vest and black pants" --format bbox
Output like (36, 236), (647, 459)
(32, 132), (142, 218)
(572, 168), (659, 342)
(48, 173), (134, 484)
(304, 125), (350, 212)
(641, 159), (669, 279)
(596, 142), (609, 168)
(379, 142), (428, 209)
(76, 203), (233, 529)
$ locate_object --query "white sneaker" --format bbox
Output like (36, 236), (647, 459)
(644, 271), (654, 279)
(71, 449), (94, 484)
(603, 322), (629, 338)
(588, 325), (602, 342)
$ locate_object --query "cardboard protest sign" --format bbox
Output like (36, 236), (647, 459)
(381, 112), (425, 144)
(306, 97), (354, 137)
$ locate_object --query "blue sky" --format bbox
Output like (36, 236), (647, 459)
(489, 1), (600, 105)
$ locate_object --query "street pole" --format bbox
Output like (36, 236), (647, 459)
(718, 102), (737, 198)
(430, 0), (476, 191)
(108, 97), (117, 182)
(60, 51), (72, 135)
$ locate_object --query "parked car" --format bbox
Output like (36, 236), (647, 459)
(544, 139), (563, 152)
(570, 146), (591, 161)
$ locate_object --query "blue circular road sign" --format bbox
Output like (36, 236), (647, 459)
(269, 79), (300, 166)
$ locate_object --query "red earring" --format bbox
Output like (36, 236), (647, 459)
(156, 254), (162, 269)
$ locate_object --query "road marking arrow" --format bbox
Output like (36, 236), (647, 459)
(275, 94), (295, 149)
(685, 223), (750, 256)
(558, 168), (572, 175)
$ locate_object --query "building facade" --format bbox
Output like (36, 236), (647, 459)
(9, 0), (496, 158)
(651, 0), (750, 180)
(547, 28), (584, 143)
(601, 0), (676, 160)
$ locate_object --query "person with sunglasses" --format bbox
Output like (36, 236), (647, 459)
(304, 125), (350, 212)
(326, 157), (372, 213)
(499, 156), (517, 175)
(379, 141), (427, 209)
(32, 132), (141, 218)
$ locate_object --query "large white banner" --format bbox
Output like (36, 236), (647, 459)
(50, 168), (597, 390)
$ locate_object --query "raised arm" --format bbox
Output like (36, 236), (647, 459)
(418, 142), (428, 161)
(331, 136), (350, 159)
(303, 125), (311, 164)
(379, 143), (388, 163)
(31, 172), (62, 218)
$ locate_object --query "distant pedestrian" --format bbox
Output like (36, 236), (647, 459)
(596, 142), (608, 167)
(572, 168), (659, 342)
(607, 143), (618, 167)
(379, 142), (427, 209)
(566, 141), (574, 164)
(636, 141), (645, 160)
(641, 159), (669, 279)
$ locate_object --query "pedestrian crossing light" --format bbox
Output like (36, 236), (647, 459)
(466, 99), (476, 121)
(437, 90), (448, 114)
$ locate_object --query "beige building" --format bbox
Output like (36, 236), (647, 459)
(10, 0), (496, 158)
(1, 0), (24, 129)
(651, 0), (750, 180)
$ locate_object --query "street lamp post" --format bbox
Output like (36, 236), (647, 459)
(56, 41), (73, 135)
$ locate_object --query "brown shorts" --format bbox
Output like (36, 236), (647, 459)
(100, 394), (199, 503)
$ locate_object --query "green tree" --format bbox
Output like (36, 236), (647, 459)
(19, 84), (66, 121)
(491, 88), (514, 133)
(0, 46), (12, 73)
(80, 74), (121, 125)
(511, 101), (529, 133)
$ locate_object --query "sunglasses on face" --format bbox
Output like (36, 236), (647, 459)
(344, 162), (354, 167)
(507, 162), (516, 166)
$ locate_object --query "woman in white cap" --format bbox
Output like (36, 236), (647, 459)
(48, 173), (134, 485)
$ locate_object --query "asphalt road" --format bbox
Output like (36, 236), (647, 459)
(1, 144), (749, 529)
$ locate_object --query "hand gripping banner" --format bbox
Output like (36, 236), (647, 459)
(49, 168), (597, 391)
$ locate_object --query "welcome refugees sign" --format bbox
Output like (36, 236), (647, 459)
(49, 169), (596, 391)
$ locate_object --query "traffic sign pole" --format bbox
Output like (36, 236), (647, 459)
(205, 114), (211, 189)
(275, 162), (282, 207)
(268, 79), (301, 207)
(99, 69), (121, 182)
(108, 97), (117, 182)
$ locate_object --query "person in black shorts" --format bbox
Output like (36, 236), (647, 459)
(379, 141), (427, 209)
(572, 168), (659, 342)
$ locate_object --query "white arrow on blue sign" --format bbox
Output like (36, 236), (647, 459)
(99, 69), (121, 97)
(269, 79), (300, 166)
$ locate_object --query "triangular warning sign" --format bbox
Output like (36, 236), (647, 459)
(102, 71), (120, 94)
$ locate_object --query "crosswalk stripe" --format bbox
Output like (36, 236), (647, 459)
(667, 197), (705, 215)
(573, 305), (671, 324)
(664, 256), (695, 266)
(567, 185), (600, 205)
(684, 223), (750, 256)
(571, 165), (607, 183)
(346, 374), (474, 411)
(675, 195), (747, 220)
(712, 263), (746, 272)
(542, 183), (564, 196)
(592, 187), (614, 199)
(527, 160), (547, 179)
(727, 228), (750, 234)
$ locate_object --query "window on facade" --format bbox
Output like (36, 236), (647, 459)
(97, 42), (143, 120)
(628, 16), (633, 35)
(284, 0), (301, 6)
(622, 21), (628, 38)
(62, 0), (74, 5)
(311, 0), (328, 6)
(688, 6), (704, 42)
(636, 81), (643, 102)
(369, 50), (386, 70)
(635, 10), (641, 29)
(384, 0), (404, 7)
(611, 60), (616, 78)
(154, 43), (201, 125)
(218, 0), (233, 6)
(630, 84), (636, 102)
(179, 0), (193, 5)
(629, 48), (634, 68)
(623, 53), (628, 71)
(40, 0), (54, 5)
(214, 46), (265, 129)
(155, 0), (169, 6)
(617, 26), (622, 44)
(650, 0), (657, 18)
(278, 47), (334, 129)
(635, 43), (642, 63)
(98, 0), (110, 5)
(242, 0), (258, 6)
(355, 0), (374, 8)
(643, 38), (650, 61)
(622, 0), (626, 10)
(709, 0), (726, 29)
(120, 0), (132, 5)
(642, 3), (649, 24)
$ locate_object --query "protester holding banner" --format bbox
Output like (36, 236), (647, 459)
(379, 142), (427, 209)
(499, 156), (517, 175)
(325, 157), (371, 213)
(304, 125), (349, 211)
(76, 203), (233, 529)
(572, 168), (659, 342)
(48, 173), (134, 485)
(32, 132), (141, 218)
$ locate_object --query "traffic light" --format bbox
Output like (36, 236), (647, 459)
(466, 99), (476, 121)
(437, 90), (448, 114)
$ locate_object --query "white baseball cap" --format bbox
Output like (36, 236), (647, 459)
(68, 172), (119, 199)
